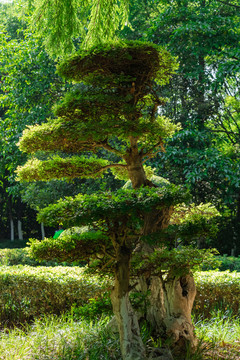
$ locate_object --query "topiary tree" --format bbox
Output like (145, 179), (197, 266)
(17, 41), (217, 359)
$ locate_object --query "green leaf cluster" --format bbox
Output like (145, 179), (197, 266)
(17, 155), (110, 181)
(133, 247), (220, 278)
(36, 185), (188, 228)
(31, 0), (130, 58)
(57, 41), (178, 87)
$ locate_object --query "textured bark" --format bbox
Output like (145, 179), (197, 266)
(111, 247), (146, 360)
(124, 137), (152, 189)
(126, 154), (148, 189)
(143, 274), (197, 357)
(163, 275), (197, 354)
(138, 205), (197, 356)
(123, 143), (197, 357)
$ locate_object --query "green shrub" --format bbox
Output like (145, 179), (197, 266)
(194, 271), (240, 318)
(217, 255), (240, 272)
(0, 248), (40, 266)
(0, 266), (109, 326)
(202, 255), (240, 272)
(0, 248), (83, 267)
(0, 265), (239, 327)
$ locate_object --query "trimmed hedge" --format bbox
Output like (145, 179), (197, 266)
(216, 255), (240, 272)
(0, 266), (239, 327)
(194, 271), (240, 318)
(0, 248), (83, 267)
(1, 249), (240, 272)
(0, 266), (109, 326)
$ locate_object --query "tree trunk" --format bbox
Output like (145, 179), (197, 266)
(134, 272), (197, 358)
(10, 217), (14, 241)
(124, 145), (197, 356)
(163, 275), (197, 355)
(18, 220), (23, 240)
(111, 246), (146, 360)
(8, 197), (14, 241)
(137, 205), (198, 357)
(124, 137), (151, 189)
(126, 156), (148, 189)
(41, 222), (45, 239)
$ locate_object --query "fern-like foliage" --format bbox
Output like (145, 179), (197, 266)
(31, 0), (130, 58)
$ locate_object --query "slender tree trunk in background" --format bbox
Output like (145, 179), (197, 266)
(16, 200), (24, 240)
(10, 217), (14, 241)
(8, 197), (14, 241)
(17, 220), (23, 240)
(41, 222), (45, 239)
(111, 245), (146, 360)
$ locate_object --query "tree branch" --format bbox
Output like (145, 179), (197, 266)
(92, 163), (127, 176)
(215, 0), (240, 9)
(101, 140), (124, 157)
(141, 140), (165, 162)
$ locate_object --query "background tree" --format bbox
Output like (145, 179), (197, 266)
(118, 0), (240, 254)
(0, 2), (72, 240)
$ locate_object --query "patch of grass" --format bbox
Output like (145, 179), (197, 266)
(194, 310), (240, 360)
(195, 310), (240, 345)
(0, 314), (121, 360)
(0, 310), (239, 360)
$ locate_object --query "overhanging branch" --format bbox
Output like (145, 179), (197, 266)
(101, 140), (124, 157)
(141, 140), (165, 163)
(215, 0), (240, 9)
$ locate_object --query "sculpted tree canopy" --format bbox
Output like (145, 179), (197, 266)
(17, 41), (219, 359)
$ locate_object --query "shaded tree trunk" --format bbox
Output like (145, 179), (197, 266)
(16, 200), (24, 240)
(8, 197), (14, 241)
(138, 206), (197, 356)
(111, 245), (146, 360)
(41, 222), (45, 239)
(10, 217), (14, 241)
(146, 275), (197, 356)
(17, 220), (23, 240)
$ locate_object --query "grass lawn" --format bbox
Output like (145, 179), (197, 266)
(0, 310), (239, 360)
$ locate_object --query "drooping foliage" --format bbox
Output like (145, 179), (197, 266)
(30, 0), (130, 57)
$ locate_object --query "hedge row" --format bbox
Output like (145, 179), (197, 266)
(194, 270), (240, 318)
(0, 266), (239, 326)
(0, 266), (109, 326)
(1, 248), (240, 272)
(0, 248), (83, 267)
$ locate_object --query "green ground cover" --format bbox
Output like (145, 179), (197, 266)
(0, 311), (239, 360)
(0, 264), (239, 325)
(0, 261), (239, 359)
